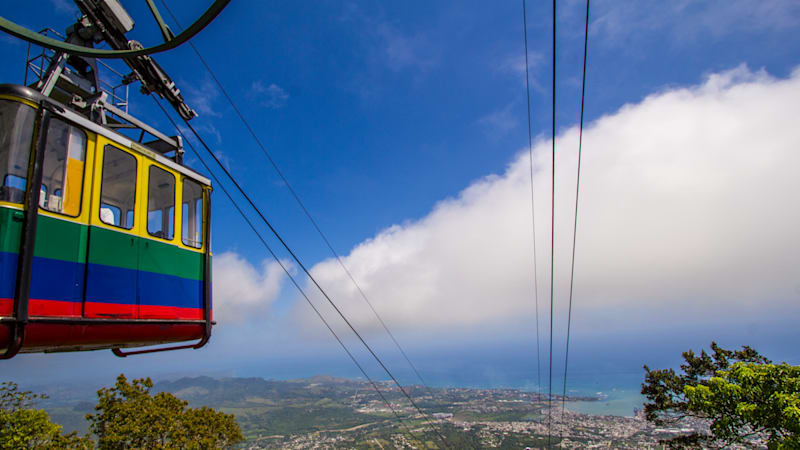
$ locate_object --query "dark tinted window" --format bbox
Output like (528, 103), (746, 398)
(181, 179), (204, 248)
(100, 145), (137, 229)
(0, 100), (36, 203)
(147, 165), (175, 240)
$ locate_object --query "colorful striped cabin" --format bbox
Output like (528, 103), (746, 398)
(0, 84), (212, 358)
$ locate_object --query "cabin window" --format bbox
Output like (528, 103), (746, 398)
(99, 145), (137, 229)
(40, 117), (87, 216)
(0, 100), (36, 204)
(147, 165), (175, 240)
(181, 178), (204, 248)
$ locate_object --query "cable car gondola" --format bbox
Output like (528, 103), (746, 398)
(0, 0), (223, 359)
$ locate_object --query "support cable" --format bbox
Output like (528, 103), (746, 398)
(560, 0), (590, 439)
(521, 0), (543, 399)
(547, 0), (557, 446)
(157, 0), (435, 401)
(153, 97), (426, 446)
(175, 111), (451, 450)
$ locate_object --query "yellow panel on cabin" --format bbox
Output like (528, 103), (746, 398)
(62, 158), (84, 216)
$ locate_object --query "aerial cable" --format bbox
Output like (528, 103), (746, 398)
(560, 0), (590, 439)
(158, 2), (451, 444)
(153, 97), (426, 446)
(156, 0), (435, 401)
(0, 0), (230, 59)
(547, 0), (557, 447)
(521, 0), (543, 399)
(174, 112), (452, 450)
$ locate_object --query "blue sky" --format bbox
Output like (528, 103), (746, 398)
(1, 1), (799, 394)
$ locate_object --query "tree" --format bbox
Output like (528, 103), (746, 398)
(0, 381), (92, 449)
(641, 342), (800, 449)
(87, 374), (243, 449)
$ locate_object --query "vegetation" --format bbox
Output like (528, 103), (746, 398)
(2, 375), (243, 449)
(8, 372), (728, 448)
(0, 381), (91, 449)
(87, 374), (243, 449)
(642, 342), (800, 448)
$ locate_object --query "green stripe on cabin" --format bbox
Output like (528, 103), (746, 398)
(0, 206), (204, 281)
(137, 235), (204, 281)
(34, 215), (88, 262)
(86, 225), (138, 271)
(88, 226), (203, 281)
(1, 207), (90, 262)
(0, 207), (23, 254)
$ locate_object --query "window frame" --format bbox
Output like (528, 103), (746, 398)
(146, 164), (176, 241)
(180, 176), (205, 249)
(39, 116), (88, 218)
(98, 144), (138, 230)
(0, 99), (36, 205)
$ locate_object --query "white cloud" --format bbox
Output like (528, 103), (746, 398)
(591, 0), (800, 46)
(498, 53), (545, 91)
(183, 77), (221, 118)
(50, 0), (76, 14)
(0, 34), (23, 47)
(212, 149), (231, 171)
(339, 4), (439, 74)
(292, 64), (800, 339)
(375, 23), (438, 73)
(249, 81), (289, 109)
(212, 252), (287, 324)
(477, 104), (519, 139)
(179, 122), (222, 146)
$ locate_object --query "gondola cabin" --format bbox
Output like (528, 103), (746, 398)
(0, 85), (212, 358)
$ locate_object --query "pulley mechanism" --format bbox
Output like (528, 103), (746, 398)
(2, 0), (231, 121)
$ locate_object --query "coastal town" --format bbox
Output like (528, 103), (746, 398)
(31, 374), (747, 448)
(152, 376), (703, 448)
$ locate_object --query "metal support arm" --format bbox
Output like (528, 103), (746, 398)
(1, 101), (60, 359)
(0, 0), (230, 59)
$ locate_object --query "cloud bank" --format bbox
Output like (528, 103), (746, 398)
(293, 65), (800, 339)
(212, 252), (286, 324)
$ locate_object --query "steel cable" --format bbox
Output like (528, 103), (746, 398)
(153, 97), (428, 447)
(521, 0), (543, 401)
(547, 0), (557, 446)
(171, 109), (451, 449)
(560, 0), (591, 440)
(157, 0), (437, 405)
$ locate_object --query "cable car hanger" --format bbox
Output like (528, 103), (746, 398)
(0, 0), (230, 59)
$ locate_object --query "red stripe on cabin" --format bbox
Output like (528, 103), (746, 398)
(29, 299), (82, 317)
(138, 304), (204, 320)
(0, 298), (11, 316)
(0, 298), (205, 321)
(2, 298), (84, 317)
(2, 298), (83, 317)
(86, 302), (204, 320)
(84, 302), (137, 319)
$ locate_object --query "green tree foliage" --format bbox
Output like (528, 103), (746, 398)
(0, 381), (91, 449)
(87, 374), (243, 449)
(642, 342), (800, 449)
